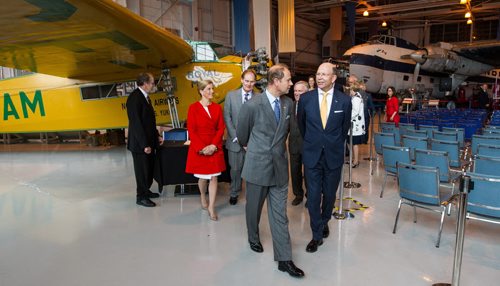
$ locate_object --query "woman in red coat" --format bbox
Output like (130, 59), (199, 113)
(185, 80), (226, 220)
(385, 86), (400, 126)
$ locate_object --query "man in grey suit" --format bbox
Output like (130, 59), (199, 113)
(288, 81), (309, 206)
(223, 70), (258, 205)
(237, 64), (304, 278)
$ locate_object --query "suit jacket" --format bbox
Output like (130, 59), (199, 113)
(478, 89), (489, 109)
(126, 88), (159, 153)
(223, 88), (260, 152)
(288, 100), (303, 154)
(297, 87), (352, 170)
(237, 93), (292, 186)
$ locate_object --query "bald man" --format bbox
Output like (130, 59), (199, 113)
(298, 63), (352, 253)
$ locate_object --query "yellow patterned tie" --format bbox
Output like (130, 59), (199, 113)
(320, 92), (328, 128)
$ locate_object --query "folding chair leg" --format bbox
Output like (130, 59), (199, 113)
(413, 205), (417, 223)
(436, 208), (446, 248)
(393, 199), (403, 234)
(380, 173), (388, 198)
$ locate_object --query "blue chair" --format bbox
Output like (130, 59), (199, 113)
(419, 125), (439, 138)
(482, 128), (500, 136)
(380, 145), (411, 198)
(404, 129), (428, 139)
(415, 149), (457, 187)
(430, 139), (462, 169)
(432, 130), (458, 142)
(477, 144), (500, 158)
(471, 134), (500, 155)
(380, 122), (396, 132)
(163, 128), (188, 141)
(374, 132), (396, 156)
(442, 127), (465, 148)
(402, 135), (428, 161)
(381, 126), (400, 145)
(393, 162), (452, 248)
(473, 155), (500, 176)
(466, 172), (500, 224)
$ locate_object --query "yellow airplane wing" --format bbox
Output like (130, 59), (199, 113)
(0, 0), (193, 82)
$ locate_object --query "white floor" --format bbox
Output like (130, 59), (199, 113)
(0, 143), (499, 286)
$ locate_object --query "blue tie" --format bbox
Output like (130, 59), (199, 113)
(273, 98), (280, 123)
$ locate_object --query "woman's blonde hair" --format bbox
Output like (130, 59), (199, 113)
(197, 80), (214, 94)
(349, 80), (363, 93)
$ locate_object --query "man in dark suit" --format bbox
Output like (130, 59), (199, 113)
(223, 70), (259, 205)
(297, 63), (352, 253)
(478, 83), (490, 110)
(237, 64), (304, 278)
(126, 72), (163, 207)
(288, 80), (309, 206)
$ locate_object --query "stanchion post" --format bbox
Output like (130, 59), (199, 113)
(433, 175), (473, 286)
(364, 109), (376, 161)
(344, 122), (361, 189)
(334, 141), (354, 220)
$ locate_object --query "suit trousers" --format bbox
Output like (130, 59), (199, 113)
(304, 151), (342, 240)
(131, 151), (155, 199)
(228, 150), (245, 197)
(246, 181), (292, 261)
(289, 153), (305, 198)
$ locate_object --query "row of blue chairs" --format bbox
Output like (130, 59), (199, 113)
(375, 133), (465, 169)
(393, 160), (500, 247)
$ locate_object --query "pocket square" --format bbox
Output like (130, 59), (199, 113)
(334, 110), (344, 113)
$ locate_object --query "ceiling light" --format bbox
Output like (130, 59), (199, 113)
(467, 19), (472, 24)
(382, 21), (387, 27)
(465, 11), (471, 18)
(460, 0), (467, 4)
(363, 10), (369, 17)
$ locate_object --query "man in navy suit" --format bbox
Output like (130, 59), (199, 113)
(126, 72), (163, 207)
(297, 63), (352, 252)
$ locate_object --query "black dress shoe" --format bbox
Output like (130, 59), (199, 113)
(136, 198), (156, 207)
(323, 225), (330, 238)
(306, 239), (323, 253)
(229, 196), (238, 205)
(291, 197), (303, 206)
(278, 261), (305, 278)
(146, 191), (160, 199)
(249, 241), (263, 253)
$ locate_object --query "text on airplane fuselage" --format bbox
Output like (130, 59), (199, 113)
(2, 90), (45, 120)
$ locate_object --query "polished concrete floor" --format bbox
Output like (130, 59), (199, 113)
(0, 141), (499, 286)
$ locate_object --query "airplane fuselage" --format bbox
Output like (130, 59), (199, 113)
(343, 35), (496, 97)
(345, 42), (444, 96)
(0, 60), (244, 133)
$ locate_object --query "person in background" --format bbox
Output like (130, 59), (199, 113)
(126, 72), (163, 208)
(288, 80), (309, 206)
(478, 83), (490, 110)
(308, 75), (316, 91)
(223, 70), (259, 205)
(237, 64), (304, 278)
(348, 75), (374, 144)
(385, 86), (400, 127)
(185, 80), (226, 221)
(297, 63), (351, 253)
(348, 81), (366, 168)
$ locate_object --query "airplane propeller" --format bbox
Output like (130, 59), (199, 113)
(401, 48), (429, 87)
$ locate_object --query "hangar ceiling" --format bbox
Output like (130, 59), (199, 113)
(290, 0), (500, 33)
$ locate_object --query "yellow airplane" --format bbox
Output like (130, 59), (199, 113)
(0, 0), (263, 134)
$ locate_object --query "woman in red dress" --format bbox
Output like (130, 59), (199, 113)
(385, 86), (400, 126)
(185, 80), (226, 220)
